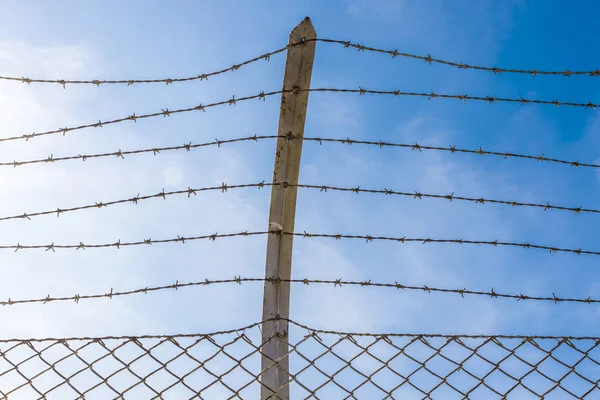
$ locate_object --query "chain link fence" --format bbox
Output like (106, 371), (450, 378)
(1, 320), (599, 399)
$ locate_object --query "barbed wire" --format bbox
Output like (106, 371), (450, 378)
(5, 38), (597, 88)
(295, 183), (597, 216)
(317, 38), (600, 77)
(1, 135), (279, 167)
(3, 276), (599, 309)
(289, 231), (600, 257)
(0, 43), (297, 87)
(0, 90), (283, 145)
(2, 230), (270, 252)
(301, 136), (599, 169)
(0, 315), (595, 346)
(2, 229), (599, 256)
(0, 182), (272, 222)
(2, 87), (596, 146)
(310, 87), (600, 109)
(2, 181), (594, 224)
(283, 319), (599, 340)
(3, 133), (599, 171)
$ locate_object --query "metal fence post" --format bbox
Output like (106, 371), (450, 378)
(260, 17), (316, 400)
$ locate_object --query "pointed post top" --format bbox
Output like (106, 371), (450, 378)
(289, 16), (316, 42)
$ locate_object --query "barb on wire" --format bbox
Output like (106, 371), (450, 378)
(3, 231), (272, 251)
(294, 183), (596, 216)
(290, 231), (600, 257)
(0, 182), (271, 222)
(3, 277), (599, 309)
(0, 90), (283, 145)
(3, 229), (600, 257)
(318, 38), (600, 77)
(301, 136), (599, 170)
(3, 87), (595, 145)
(2, 135), (278, 168)
(5, 181), (591, 225)
(307, 87), (599, 109)
(4, 134), (599, 172)
(0, 43), (298, 87)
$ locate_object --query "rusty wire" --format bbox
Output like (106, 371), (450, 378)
(3, 276), (600, 309)
(3, 181), (593, 224)
(1, 87), (597, 146)
(1, 318), (600, 399)
(317, 38), (600, 77)
(0, 43), (297, 87)
(2, 229), (599, 256)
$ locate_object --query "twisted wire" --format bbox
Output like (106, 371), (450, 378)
(0, 43), (296, 87)
(0, 182), (271, 222)
(318, 38), (600, 77)
(2, 182), (594, 224)
(2, 230), (599, 256)
(2, 277), (599, 309)
(1, 87), (596, 146)
(3, 134), (598, 171)
(0, 90), (282, 145)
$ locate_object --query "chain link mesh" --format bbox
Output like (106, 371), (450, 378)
(1, 319), (599, 399)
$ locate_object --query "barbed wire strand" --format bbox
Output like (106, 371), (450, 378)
(2, 229), (599, 257)
(0, 182), (273, 222)
(0, 316), (598, 344)
(4, 133), (598, 171)
(302, 136), (598, 169)
(6, 38), (599, 86)
(2, 87), (597, 146)
(2, 135), (279, 167)
(309, 88), (599, 109)
(3, 277), (599, 309)
(0, 90), (284, 145)
(3, 181), (595, 224)
(0, 43), (298, 87)
(317, 38), (600, 77)
(290, 231), (599, 257)
(282, 318), (600, 340)
(294, 183), (597, 216)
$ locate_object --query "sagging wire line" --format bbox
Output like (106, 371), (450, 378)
(3, 230), (600, 257)
(318, 38), (600, 77)
(2, 277), (598, 308)
(3, 134), (597, 171)
(1, 182), (595, 224)
(0, 43), (298, 87)
(1, 87), (596, 145)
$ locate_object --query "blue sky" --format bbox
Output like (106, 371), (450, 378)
(1, 0), (600, 396)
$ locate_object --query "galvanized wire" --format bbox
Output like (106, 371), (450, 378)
(317, 38), (600, 77)
(1, 318), (600, 399)
(1, 87), (596, 145)
(2, 229), (599, 257)
(0, 43), (296, 87)
(3, 277), (599, 309)
(2, 181), (592, 224)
